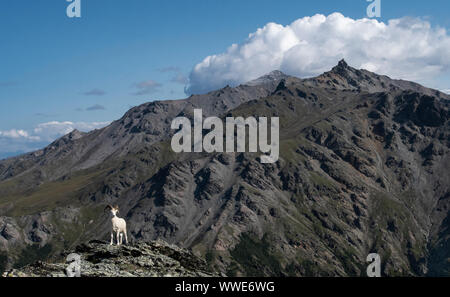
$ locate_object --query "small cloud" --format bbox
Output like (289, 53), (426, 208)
(157, 66), (188, 85)
(0, 129), (40, 141)
(86, 104), (106, 111)
(35, 112), (58, 117)
(75, 105), (106, 112)
(83, 88), (106, 96)
(32, 121), (110, 140)
(132, 80), (162, 96)
(157, 66), (180, 73)
(171, 73), (188, 85)
(0, 121), (110, 158)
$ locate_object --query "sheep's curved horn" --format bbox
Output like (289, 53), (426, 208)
(104, 204), (113, 212)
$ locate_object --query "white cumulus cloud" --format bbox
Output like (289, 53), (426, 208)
(0, 121), (110, 159)
(0, 129), (36, 140)
(32, 121), (110, 142)
(186, 13), (450, 94)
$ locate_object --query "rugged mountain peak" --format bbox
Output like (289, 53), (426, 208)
(302, 60), (371, 92)
(329, 58), (355, 76)
(245, 70), (289, 86)
(306, 60), (450, 97)
(267, 69), (287, 77)
(337, 58), (349, 68)
(52, 129), (85, 143)
(67, 129), (84, 140)
(45, 129), (85, 151)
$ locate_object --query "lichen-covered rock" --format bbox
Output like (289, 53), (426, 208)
(2, 240), (219, 277)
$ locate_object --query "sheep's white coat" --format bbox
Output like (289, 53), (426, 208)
(108, 207), (128, 245)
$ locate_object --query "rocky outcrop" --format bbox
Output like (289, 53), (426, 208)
(2, 240), (218, 277)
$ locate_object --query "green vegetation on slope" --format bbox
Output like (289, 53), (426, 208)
(13, 244), (53, 269)
(0, 252), (7, 273)
(229, 233), (283, 277)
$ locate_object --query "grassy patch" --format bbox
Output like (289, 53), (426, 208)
(369, 191), (427, 275)
(334, 247), (361, 276)
(13, 244), (53, 269)
(205, 250), (216, 264)
(52, 204), (104, 251)
(226, 261), (241, 277)
(1, 169), (107, 217)
(370, 192), (409, 230)
(279, 138), (307, 163)
(230, 233), (282, 277)
(309, 171), (335, 188)
(286, 258), (323, 276)
(0, 253), (7, 273)
(0, 178), (25, 200)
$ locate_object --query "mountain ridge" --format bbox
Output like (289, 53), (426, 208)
(0, 60), (449, 276)
(1, 59), (448, 168)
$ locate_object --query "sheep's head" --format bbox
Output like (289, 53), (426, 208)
(104, 204), (119, 217)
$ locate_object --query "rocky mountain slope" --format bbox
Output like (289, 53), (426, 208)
(2, 240), (218, 277)
(0, 60), (449, 276)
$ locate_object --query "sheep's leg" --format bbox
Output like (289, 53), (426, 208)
(119, 233), (123, 245)
(124, 229), (128, 245)
(110, 232), (114, 245)
(116, 230), (121, 245)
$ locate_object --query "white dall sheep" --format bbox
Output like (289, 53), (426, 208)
(105, 204), (128, 245)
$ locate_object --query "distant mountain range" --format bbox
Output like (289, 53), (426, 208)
(0, 60), (449, 276)
(0, 151), (26, 161)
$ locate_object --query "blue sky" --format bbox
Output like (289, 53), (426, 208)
(0, 0), (449, 158)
